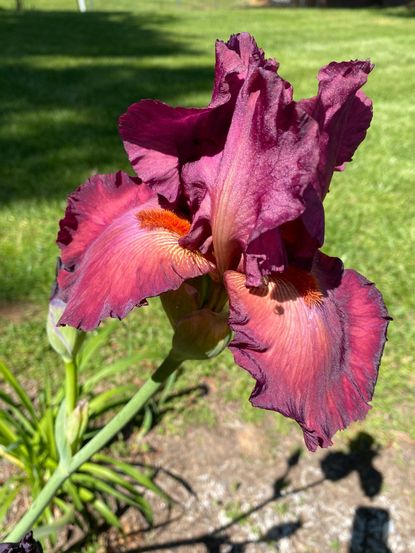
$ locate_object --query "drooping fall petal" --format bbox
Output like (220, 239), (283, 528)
(57, 172), (213, 331)
(299, 60), (373, 199)
(224, 253), (389, 451)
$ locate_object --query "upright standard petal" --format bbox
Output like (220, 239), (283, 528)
(211, 32), (278, 107)
(57, 172), (213, 331)
(225, 253), (389, 451)
(119, 33), (278, 206)
(299, 60), (373, 199)
(119, 102), (217, 204)
(208, 67), (319, 276)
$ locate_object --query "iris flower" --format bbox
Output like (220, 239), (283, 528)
(0, 532), (43, 553)
(56, 33), (389, 451)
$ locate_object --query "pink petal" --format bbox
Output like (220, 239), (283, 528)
(299, 60), (373, 199)
(224, 253), (389, 451)
(57, 172), (213, 331)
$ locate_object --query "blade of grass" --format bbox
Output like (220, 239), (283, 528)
(76, 321), (118, 372)
(88, 385), (136, 416)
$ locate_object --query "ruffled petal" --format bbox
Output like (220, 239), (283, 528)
(57, 172), (213, 331)
(208, 67), (319, 275)
(211, 32), (278, 107)
(224, 253), (389, 451)
(119, 101), (219, 204)
(119, 33), (278, 207)
(299, 60), (373, 199)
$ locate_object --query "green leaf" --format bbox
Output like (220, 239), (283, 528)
(92, 498), (122, 530)
(78, 486), (94, 503)
(0, 411), (30, 461)
(136, 405), (153, 440)
(72, 473), (153, 524)
(0, 361), (37, 422)
(93, 453), (170, 503)
(0, 389), (19, 408)
(0, 444), (25, 470)
(38, 406), (58, 460)
(158, 370), (178, 408)
(82, 352), (158, 393)
(0, 415), (18, 444)
(54, 400), (72, 467)
(80, 462), (141, 497)
(88, 385), (136, 416)
(62, 479), (84, 512)
(0, 483), (20, 524)
(76, 320), (118, 372)
(6, 404), (36, 436)
(43, 505), (57, 545)
(33, 503), (74, 539)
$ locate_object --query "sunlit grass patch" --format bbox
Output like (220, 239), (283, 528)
(0, 0), (414, 443)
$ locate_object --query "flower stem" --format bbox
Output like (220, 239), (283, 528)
(65, 360), (78, 414)
(6, 351), (182, 542)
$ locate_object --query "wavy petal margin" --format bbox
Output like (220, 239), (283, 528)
(57, 172), (213, 331)
(119, 33), (278, 207)
(224, 253), (389, 451)
(299, 60), (373, 199)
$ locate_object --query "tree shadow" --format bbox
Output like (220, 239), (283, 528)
(381, 6), (415, 16)
(0, 9), (213, 204)
(60, 431), (393, 552)
(0, 10), (195, 59)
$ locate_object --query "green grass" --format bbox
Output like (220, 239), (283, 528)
(0, 0), (414, 443)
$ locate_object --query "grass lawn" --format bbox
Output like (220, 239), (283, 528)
(0, 0), (414, 445)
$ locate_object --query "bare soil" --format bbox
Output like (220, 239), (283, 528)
(101, 395), (415, 553)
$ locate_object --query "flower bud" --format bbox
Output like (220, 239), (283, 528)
(65, 399), (89, 449)
(46, 297), (84, 363)
(161, 276), (232, 361)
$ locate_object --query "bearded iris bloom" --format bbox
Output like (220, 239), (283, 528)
(56, 33), (389, 451)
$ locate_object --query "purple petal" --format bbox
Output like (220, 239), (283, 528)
(119, 101), (216, 204)
(225, 252), (389, 451)
(211, 32), (278, 107)
(205, 66), (319, 275)
(119, 33), (278, 206)
(299, 60), (373, 198)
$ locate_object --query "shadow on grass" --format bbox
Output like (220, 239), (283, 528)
(0, 10), (197, 59)
(0, 10), (213, 204)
